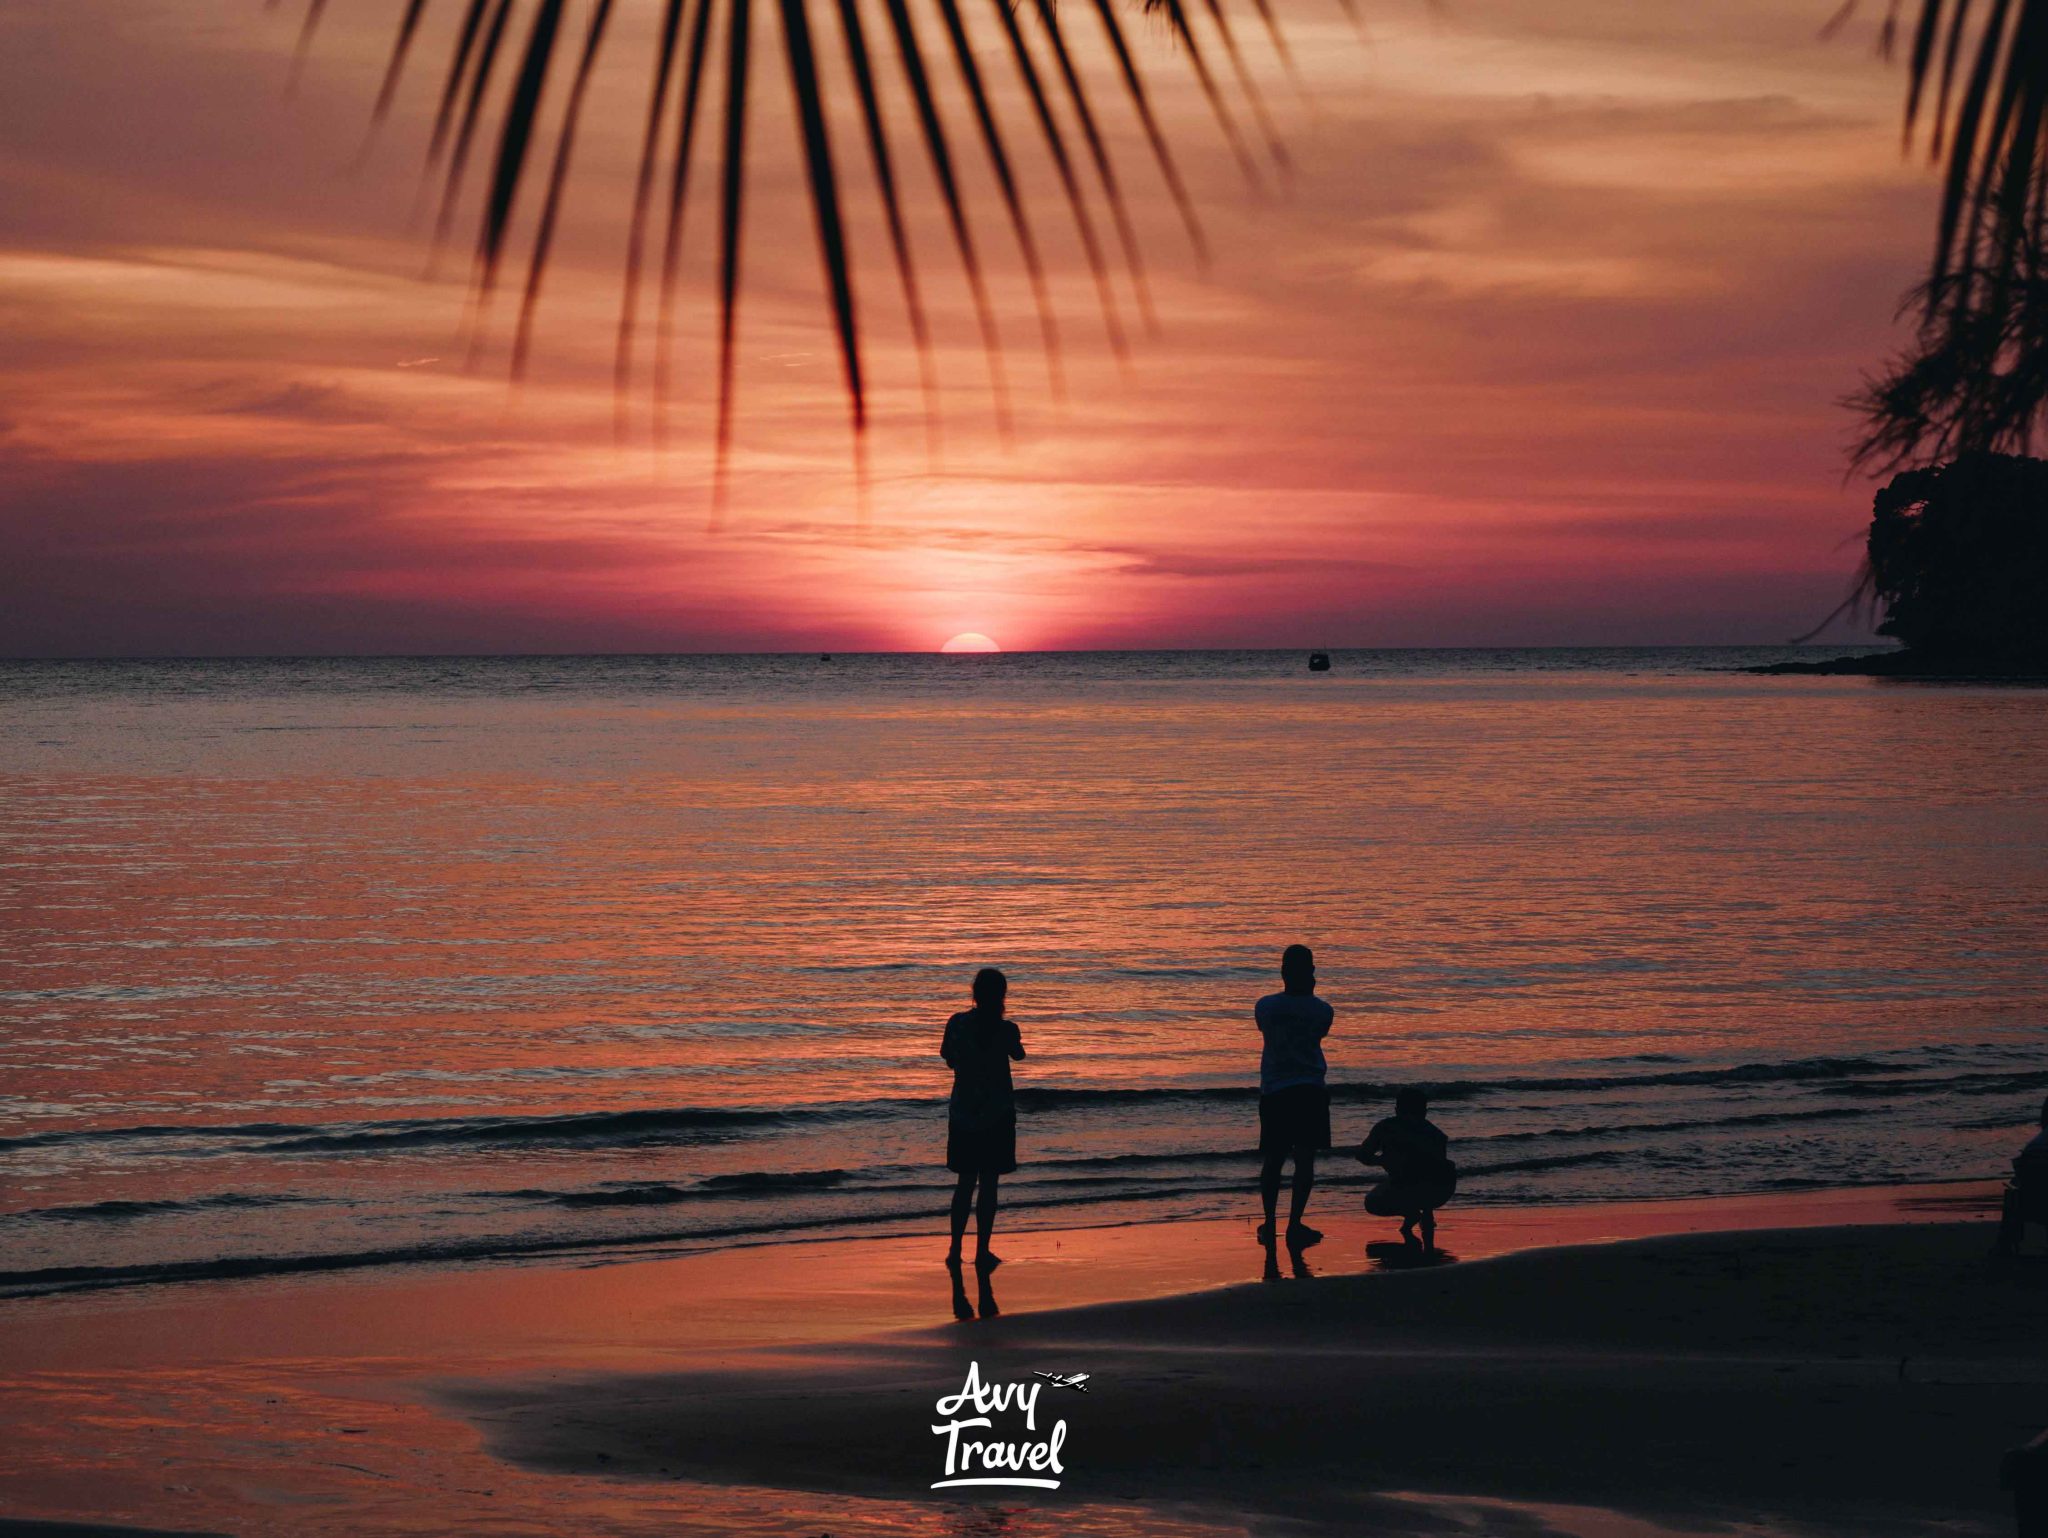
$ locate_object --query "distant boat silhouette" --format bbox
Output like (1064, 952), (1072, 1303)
(820, 654), (833, 662)
(1308, 652), (1331, 672)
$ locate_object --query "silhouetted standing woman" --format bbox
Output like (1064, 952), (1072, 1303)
(942, 968), (1025, 1270)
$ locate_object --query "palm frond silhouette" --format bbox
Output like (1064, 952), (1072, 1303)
(278, 0), (1317, 501)
(1852, 0), (2048, 467)
(286, 2), (2048, 485)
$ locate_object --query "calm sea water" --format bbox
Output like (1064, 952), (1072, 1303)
(1, 648), (2043, 1296)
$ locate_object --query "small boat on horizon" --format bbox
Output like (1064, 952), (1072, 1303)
(1308, 652), (1331, 672)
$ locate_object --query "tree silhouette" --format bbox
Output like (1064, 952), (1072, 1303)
(1857, 451), (2048, 662)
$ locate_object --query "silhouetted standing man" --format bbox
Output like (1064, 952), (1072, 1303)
(1256, 944), (1332, 1249)
(942, 967), (1026, 1270)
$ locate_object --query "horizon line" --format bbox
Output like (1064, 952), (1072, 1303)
(0, 641), (1882, 665)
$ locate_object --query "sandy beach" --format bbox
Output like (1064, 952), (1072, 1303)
(2, 1180), (2038, 1538)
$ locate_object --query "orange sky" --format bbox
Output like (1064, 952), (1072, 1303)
(0, 0), (1932, 654)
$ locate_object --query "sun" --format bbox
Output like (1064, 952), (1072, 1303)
(940, 632), (1001, 654)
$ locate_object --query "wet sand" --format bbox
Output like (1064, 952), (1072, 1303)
(1, 1181), (2036, 1537)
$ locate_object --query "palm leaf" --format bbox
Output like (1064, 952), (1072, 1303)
(1928, 0), (1979, 155)
(715, 0), (755, 508)
(1030, 0), (1156, 330)
(878, 0), (1014, 436)
(433, 0), (516, 253)
(1196, 0), (1290, 175)
(613, 0), (689, 436)
(655, 0), (718, 447)
(1932, 0), (2011, 271)
(983, 0), (1128, 358)
(428, 0), (494, 163)
(511, 0), (615, 378)
(931, 0), (1064, 394)
(287, 0), (332, 90)
(1903, 0), (1951, 139)
(477, 0), (567, 305)
(832, 0), (941, 452)
(1852, 0), (2048, 466)
(373, 0), (434, 122)
(1149, 0), (1262, 190)
(1086, 0), (1208, 264)
(1243, 0), (1305, 99)
(778, 0), (865, 433)
(284, 0), (1337, 461)
(291, 0), (2048, 476)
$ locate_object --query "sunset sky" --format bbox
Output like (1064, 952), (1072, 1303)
(0, 0), (1933, 655)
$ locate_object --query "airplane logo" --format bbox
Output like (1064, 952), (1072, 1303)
(1033, 1371), (1090, 1393)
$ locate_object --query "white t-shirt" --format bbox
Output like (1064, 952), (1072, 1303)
(1255, 991), (1333, 1094)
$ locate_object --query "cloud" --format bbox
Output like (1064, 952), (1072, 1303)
(0, 0), (1915, 653)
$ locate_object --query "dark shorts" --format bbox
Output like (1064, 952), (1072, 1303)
(1364, 1166), (1458, 1217)
(1258, 1084), (1330, 1155)
(947, 1118), (1017, 1176)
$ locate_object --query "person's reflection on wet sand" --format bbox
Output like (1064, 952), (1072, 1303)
(948, 1263), (1001, 1320)
(1366, 1240), (1456, 1272)
(1261, 1234), (1317, 1282)
(950, 1264), (974, 1320)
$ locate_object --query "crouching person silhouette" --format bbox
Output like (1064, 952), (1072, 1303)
(1358, 1087), (1457, 1251)
(1996, 1096), (2048, 1258)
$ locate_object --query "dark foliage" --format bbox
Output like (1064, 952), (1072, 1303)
(1849, 229), (2048, 471)
(1855, 1), (2048, 468)
(1860, 450), (2048, 659)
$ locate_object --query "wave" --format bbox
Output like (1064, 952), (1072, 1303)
(1010, 1051), (2007, 1109)
(448, 1119), (1812, 1209)
(699, 1168), (855, 1192)
(1012, 1058), (1950, 1109)
(542, 1169), (859, 1208)
(2, 1154), (2009, 1302)
(0, 1192), (309, 1224)
(1470, 1105), (1876, 1146)
(4, 1047), (2032, 1162)
(1831, 1067), (2048, 1098)
(0, 1121), (310, 1153)
(0, 1173), (1277, 1299)
(267, 1104), (840, 1152)
(0, 1197), (985, 1300)
(550, 1184), (695, 1209)
(1457, 1149), (1629, 1178)
(16, 1145), (1933, 1301)
(1113, 965), (1267, 979)
(443, 1105), (1895, 1213)
(0, 1104), (889, 1160)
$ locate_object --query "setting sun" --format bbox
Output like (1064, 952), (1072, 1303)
(940, 633), (1001, 654)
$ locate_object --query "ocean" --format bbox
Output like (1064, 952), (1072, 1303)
(1, 648), (2043, 1297)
